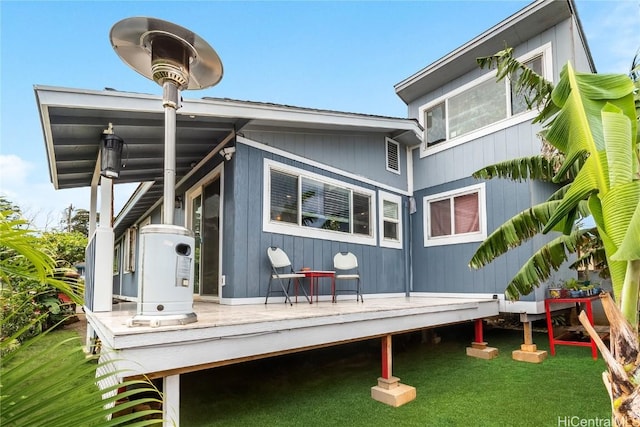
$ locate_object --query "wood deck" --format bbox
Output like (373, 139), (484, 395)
(88, 296), (498, 379)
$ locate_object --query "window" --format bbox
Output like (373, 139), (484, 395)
(123, 227), (137, 273)
(511, 56), (544, 115)
(423, 183), (486, 246)
(113, 245), (120, 275)
(265, 159), (376, 245)
(421, 44), (551, 154)
(385, 138), (400, 174)
(379, 191), (402, 249)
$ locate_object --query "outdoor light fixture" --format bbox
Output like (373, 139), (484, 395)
(219, 146), (236, 161)
(100, 125), (124, 178)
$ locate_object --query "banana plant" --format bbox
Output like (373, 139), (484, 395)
(541, 62), (639, 323)
(474, 48), (640, 425)
(471, 49), (639, 320)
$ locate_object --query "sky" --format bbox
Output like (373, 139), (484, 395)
(1, 0), (639, 230)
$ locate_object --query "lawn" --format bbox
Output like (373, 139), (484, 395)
(178, 324), (611, 427)
(21, 321), (611, 426)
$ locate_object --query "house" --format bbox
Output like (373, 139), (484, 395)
(35, 0), (595, 423)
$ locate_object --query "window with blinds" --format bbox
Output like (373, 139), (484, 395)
(268, 165), (373, 239)
(423, 183), (486, 247)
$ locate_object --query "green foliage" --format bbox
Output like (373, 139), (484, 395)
(477, 47), (557, 123)
(1, 210), (84, 342)
(471, 49), (639, 309)
(1, 329), (163, 426)
(0, 204), (163, 426)
(41, 231), (88, 267)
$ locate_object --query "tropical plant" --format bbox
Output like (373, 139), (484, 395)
(41, 230), (88, 268)
(0, 209), (163, 426)
(471, 47), (640, 425)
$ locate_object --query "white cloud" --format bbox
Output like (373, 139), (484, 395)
(0, 154), (33, 187)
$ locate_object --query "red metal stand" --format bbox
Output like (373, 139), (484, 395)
(545, 296), (599, 360)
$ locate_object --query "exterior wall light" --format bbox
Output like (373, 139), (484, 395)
(100, 133), (124, 178)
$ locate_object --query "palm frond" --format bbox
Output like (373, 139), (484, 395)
(504, 229), (585, 300)
(473, 155), (558, 182)
(469, 200), (563, 269)
(477, 47), (554, 113)
(0, 328), (163, 426)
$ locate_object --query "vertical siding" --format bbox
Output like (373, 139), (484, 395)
(413, 119), (545, 191)
(412, 178), (534, 296)
(242, 130), (408, 191)
(224, 144), (408, 299)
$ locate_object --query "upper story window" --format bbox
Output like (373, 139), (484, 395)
(420, 44), (551, 157)
(265, 159), (376, 246)
(423, 183), (487, 247)
(379, 191), (402, 249)
(385, 138), (400, 174)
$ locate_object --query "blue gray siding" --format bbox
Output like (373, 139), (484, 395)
(222, 143), (408, 299)
(242, 130), (408, 192)
(413, 178), (542, 300)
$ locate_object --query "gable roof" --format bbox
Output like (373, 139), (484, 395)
(394, 0), (594, 104)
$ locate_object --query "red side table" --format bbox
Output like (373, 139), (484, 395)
(298, 270), (336, 303)
(545, 295), (601, 360)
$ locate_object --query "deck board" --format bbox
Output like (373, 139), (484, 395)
(88, 296), (499, 378)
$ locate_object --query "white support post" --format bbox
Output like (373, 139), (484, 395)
(89, 183), (98, 238)
(93, 177), (115, 312)
(163, 375), (180, 426)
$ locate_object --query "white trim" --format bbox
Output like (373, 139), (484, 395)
(423, 182), (487, 247)
(378, 191), (403, 249)
(237, 135), (410, 196)
(418, 43), (553, 158)
(113, 244), (120, 276)
(113, 295), (137, 302)
(138, 216), (151, 228)
(122, 227), (136, 273)
(406, 145), (414, 195)
(263, 159), (377, 246)
(410, 291), (551, 315)
(218, 292), (405, 305)
(186, 164), (225, 298)
(385, 138), (401, 175)
(114, 181), (155, 228)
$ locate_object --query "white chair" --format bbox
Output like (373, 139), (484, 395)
(333, 252), (363, 302)
(266, 247), (309, 305)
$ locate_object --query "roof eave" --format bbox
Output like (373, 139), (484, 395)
(394, 0), (577, 104)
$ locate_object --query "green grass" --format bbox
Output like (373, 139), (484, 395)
(179, 325), (611, 427)
(29, 323), (611, 426)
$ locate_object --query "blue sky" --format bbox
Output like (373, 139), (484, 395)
(1, 0), (639, 229)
